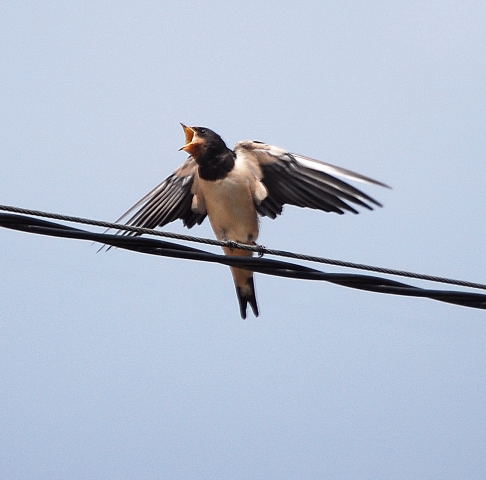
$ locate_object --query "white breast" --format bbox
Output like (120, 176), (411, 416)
(199, 158), (259, 243)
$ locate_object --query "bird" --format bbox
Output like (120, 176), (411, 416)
(112, 124), (390, 319)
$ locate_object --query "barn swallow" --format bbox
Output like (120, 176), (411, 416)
(114, 124), (390, 318)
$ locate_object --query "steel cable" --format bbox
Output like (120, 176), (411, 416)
(1, 212), (485, 311)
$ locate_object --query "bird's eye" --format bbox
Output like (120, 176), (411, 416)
(199, 128), (207, 135)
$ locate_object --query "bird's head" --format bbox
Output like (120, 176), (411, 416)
(179, 124), (227, 160)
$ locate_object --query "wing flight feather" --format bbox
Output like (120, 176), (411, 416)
(235, 141), (389, 218)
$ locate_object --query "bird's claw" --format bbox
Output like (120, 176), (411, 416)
(256, 244), (266, 257)
(225, 240), (239, 250)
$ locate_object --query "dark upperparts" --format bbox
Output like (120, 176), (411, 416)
(180, 125), (235, 181)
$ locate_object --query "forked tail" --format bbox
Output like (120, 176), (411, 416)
(224, 246), (259, 319)
(235, 275), (259, 319)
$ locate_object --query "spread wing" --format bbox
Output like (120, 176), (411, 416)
(234, 141), (390, 218)
(113, 157), (206, 235)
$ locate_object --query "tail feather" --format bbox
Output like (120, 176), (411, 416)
(224, 246), (259, 319)
(235, 276), (259, 319)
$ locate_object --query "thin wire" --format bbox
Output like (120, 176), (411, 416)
(1, 212), (485, 310)
(1, 203), (485, 291)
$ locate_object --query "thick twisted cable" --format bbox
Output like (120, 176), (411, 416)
(0, 205), (485, 291)
(1, 213), (485, 310)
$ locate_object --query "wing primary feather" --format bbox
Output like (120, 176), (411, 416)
(302, 168), (382, 207)
(293, 154), (391, 189)
(235, 140), (388, 218)
(123, 188), (175, 229)
(262, 168), (347, 214)
(143, 187), (186, 228)
(106, 157), (204, 245)
(121, 176), (181, 225)
(295, 167), (375, 210)
(113, 179), (171, 226)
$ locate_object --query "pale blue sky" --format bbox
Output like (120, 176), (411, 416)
(2, 1), (486, 479)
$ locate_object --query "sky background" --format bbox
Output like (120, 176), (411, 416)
(1, 1), (486, 478)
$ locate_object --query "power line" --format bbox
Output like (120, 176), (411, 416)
(1, 204), (485, 291)
(1, 211), (485, 310)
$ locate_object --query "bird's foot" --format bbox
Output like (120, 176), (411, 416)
(225, 240), (239, 251)
(255, 244), (266, 257)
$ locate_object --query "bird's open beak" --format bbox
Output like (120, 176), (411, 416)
(179, 123), (200, 154)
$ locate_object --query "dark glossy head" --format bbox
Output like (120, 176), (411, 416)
(179, 124), (227, 158)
